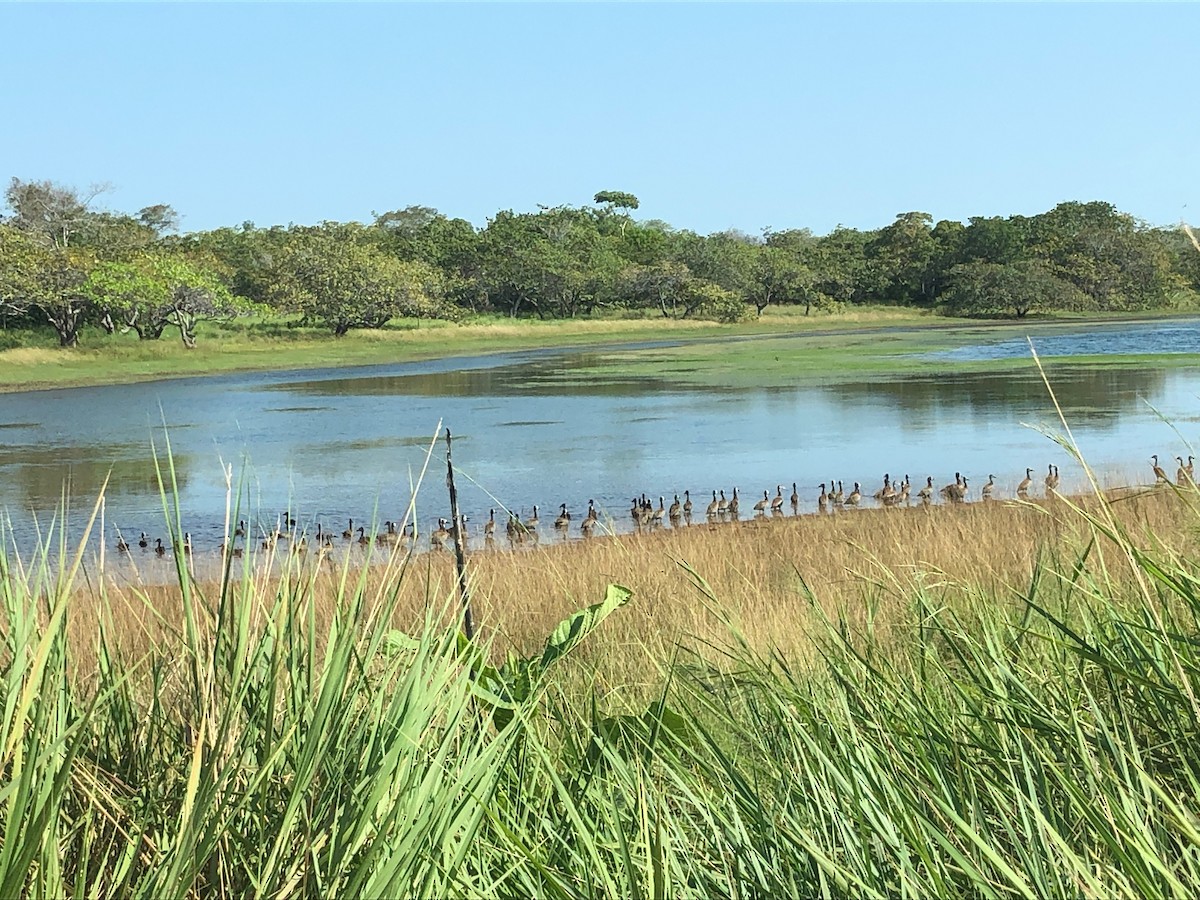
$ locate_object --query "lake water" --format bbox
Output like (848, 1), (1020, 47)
(2, 318), (1199, 571)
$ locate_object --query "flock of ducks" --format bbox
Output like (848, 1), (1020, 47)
(113, 456), (1194, 558)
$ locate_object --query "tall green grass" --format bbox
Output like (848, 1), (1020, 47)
(4, 477), (1200, 896)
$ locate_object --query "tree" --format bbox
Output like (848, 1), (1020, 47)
(593, 191), (640, 238)
(962, 216), (1025, 265)
(0, 226), (36, 318)
(267, 228), (452, 335)
(0, 225), (95, 345)
(137, 204), (180, 235)
(619, 261), (695, 318)
(807, 226), (872, 304)
(745, 246), (813, 316)
(942, 260), (1089, 319)
(165, 261), (241, 349)
(4, 177), (107, 248)
(593, 190), (639, 212)
(83, 254), (242, 346)
(477, 207), (617, 318)
(867, 212), (938, 304)
(81, 256), (172, 339)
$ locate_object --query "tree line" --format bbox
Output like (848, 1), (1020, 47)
(1, 177), (1197, 348)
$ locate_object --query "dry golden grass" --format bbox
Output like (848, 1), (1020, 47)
(0, 347), (66, 366)
(54, 483), (1197, 705)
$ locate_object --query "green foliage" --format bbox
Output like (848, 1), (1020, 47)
(266, 226), (455, 334)
(470, 584), (633, 729)
(593, 190), (640, 211)
(83, 254), (243, 347)
(0, 225), (96, 345)
(6, 175), (1198, 342)
(942, 259), (1090, 318)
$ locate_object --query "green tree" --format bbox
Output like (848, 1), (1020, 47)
(810, 226), (873, 304)
(745, 245), (813, 316)
(478, 207), (616, 318)
(618, 261), (695, 318)
(267, 228), (451, 335)
(867, 212), (937, 304)
(83, 254), (242, 346)
(942, 260), (1089, 319)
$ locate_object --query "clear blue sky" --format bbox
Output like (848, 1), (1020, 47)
(2, 3), (1196, 236)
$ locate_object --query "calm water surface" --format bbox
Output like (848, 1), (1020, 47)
(3, 320), (1200, 569)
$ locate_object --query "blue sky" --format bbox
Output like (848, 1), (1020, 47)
(1, 3), (1196, 236)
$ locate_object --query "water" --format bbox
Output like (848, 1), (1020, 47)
(929, 318), (1200, 361)
(2, 321), (1199, 570)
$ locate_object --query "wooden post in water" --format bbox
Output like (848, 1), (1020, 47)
(445, 428), (475, 640)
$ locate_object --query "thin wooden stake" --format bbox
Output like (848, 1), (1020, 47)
(445, 428), (474, 640)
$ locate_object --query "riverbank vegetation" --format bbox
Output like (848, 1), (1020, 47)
(2, 177), (1198, 361)
(6, 475), (1200, 895)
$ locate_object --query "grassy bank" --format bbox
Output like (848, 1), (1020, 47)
(88, 486), (1193, 698)
(4, 306), (1195, 393)
(0, 306), (934, 392)
(5, 478), (1200, 895)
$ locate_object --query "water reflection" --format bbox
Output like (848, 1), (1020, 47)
(0, 443), (191, 508)
(273, 352), (691, 398)
(826, 366), (1166, 429)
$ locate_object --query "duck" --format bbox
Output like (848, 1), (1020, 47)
(380, 521), (400, 545)
(872, 474), (891, 502)
(940, 473), (962, 500)
(917, 476), (934, 502)
(1151, 455), (1167, 484)
(1017, 468), (1033, 496)
(431, 519), (450, 548)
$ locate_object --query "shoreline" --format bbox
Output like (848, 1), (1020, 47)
(2, 308), (1196, 396)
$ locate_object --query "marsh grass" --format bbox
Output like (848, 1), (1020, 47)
(5, 467), (1200, 895)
